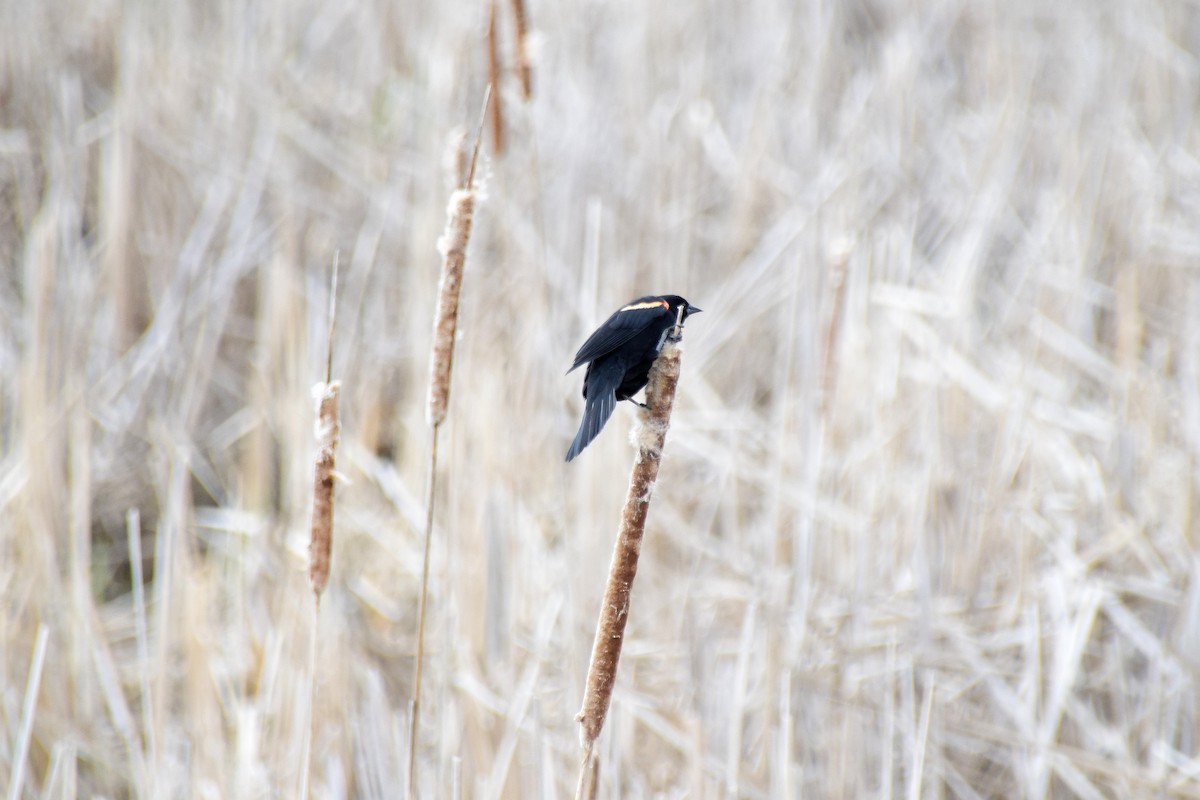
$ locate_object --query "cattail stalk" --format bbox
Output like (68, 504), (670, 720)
(300, 253), (341, 800)
(575, 749), (600, 800)
(410, 88), (490, 799)
(575, 308), (688, 794)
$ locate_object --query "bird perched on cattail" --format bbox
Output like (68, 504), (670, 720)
(566, 295), (701, 461)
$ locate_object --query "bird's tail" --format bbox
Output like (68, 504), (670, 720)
(565, 389), (617, 461)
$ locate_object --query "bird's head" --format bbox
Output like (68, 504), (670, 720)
(662, 295), (702, 321)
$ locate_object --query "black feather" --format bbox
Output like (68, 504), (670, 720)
(567, 298), (673, 373)
(565, 294), (701, 461)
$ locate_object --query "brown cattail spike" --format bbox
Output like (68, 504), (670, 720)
(509, 0), (533, 98)
(486, 0), (504, 154)
(576, 339), (685, 749)
(308, 381), (341, 599)
(308, 253), (341, 601)
(426, 191), (476, 426)
(424, 91), (487, 425)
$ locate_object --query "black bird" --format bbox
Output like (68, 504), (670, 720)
(566, 295), (701, 461)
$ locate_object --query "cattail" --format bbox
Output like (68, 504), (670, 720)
(412, 186), (477, 800)
(576, 309), (687, 785)
(301, 253), (340, 800)
(308, 381), (340, 598)
(486, 0), (504, 154)
(411, 89), (490, 799)
(509, 0), (533, 99)
(427, 95), (487, 427)
(425, 191), (476, 426)
(308, 253), (342, 599)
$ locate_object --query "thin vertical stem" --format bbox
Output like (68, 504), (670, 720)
(408, 424), (439, 799)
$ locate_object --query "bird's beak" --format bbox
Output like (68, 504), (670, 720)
(687, 305), (702, 315)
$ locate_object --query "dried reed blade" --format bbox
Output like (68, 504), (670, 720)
(127, 508), (156, 773)
(7, 625), (49, 800)
(821, 241), (850, 415)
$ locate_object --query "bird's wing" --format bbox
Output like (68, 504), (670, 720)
(567, 298), (672, 372)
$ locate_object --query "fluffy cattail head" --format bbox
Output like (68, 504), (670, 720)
(426, 189), (476, 426)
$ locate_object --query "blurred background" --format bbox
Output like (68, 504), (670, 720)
(3, 0), (1200, 797)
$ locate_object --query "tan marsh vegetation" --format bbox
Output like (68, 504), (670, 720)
(2, 1), (1200, 797)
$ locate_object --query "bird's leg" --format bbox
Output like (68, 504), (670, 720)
(667, 305), (687, 341)
(658, 322), (686, 350)
(626, 398), (649, 409)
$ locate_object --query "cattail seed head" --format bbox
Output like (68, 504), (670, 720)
(486, 1), (504, 154)
(426, 189), (476, 426)
(509, 0), (534, 99)
(308, 380), (341, 598)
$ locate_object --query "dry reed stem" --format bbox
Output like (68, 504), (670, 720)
(508, 0), (533, 98)
(408, 424), (439, 798)
(576, 315), (686, 758)
(297, 603), (318, 800)
(12, 5), (1193, 796)
(486, 0), (505, 155)
(6, 624), (48, 800)
(126, 509), (154, 766)
(443, 127), (470, 191)
(584, 753), (600, 800)
(821, 240), (850, 414)
(574, 745), (599, 800)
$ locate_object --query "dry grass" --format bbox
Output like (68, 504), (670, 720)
(2, 1), (1200, 797)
